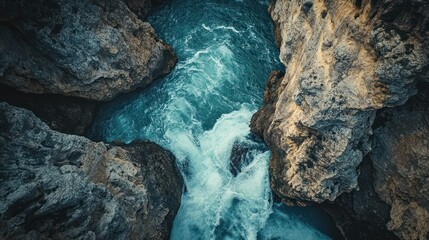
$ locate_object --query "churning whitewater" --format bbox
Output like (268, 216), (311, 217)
(91, 0), (335, 239)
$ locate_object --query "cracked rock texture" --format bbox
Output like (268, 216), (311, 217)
(371, 89), (429, 240)
(0, 0), (176, 101)
(0, 102), (183, 239)
(252, 0), (428, 239)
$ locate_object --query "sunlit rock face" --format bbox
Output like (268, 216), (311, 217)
(252, 0), (429, 239)
(0, 102), (183, 239)
(253, 0), (428, 202)
(0, 0), (176, 101)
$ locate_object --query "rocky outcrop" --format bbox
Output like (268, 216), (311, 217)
(252, 0), (429, 239)
(256, 0), (429, 203)
(371, 89), (429, 240)
(323, 88), (429, 240)
(0, 83), (98, 136)
(0, 102), (183, 239)
(123, 0), (167, 20)
(0, 0), (176, 101)
(321, 156), (399, 240)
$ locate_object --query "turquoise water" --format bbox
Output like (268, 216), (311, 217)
(90, 0), (340, 239)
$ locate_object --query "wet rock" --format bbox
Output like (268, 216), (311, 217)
(250, 70), (283, 141)
(0, 0), (176, 101)
(229, 135), (267, 176)
(0, 102), (183, 239)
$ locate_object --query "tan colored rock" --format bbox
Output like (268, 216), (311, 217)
(252, 0), (429, 239)
(253, 0), (428, 203)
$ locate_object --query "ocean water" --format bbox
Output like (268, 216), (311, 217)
(90, 0), (341, 239)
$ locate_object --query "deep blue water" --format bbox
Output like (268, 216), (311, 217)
(90, 0), (341, 239)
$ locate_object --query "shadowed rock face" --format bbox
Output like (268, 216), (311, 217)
(252, 0), (429, 239)
(371, 90), (429, 240)
(0, 83), (98, 136)
(0, 0), (176, 101)
(0, 102), (183, 239)
(321, 156), (399, 240)
(123, 0), (169, 20)
(323, 88), (429, 240)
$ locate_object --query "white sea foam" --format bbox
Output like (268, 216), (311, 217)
(170, 106), (273, 239)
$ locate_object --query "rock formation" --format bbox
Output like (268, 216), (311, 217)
(371, 89), (429, 240)
(123, 0), (167, 20)
(0, 83), (98, 136)
(323, 88), (429, 240)
(0, 102), (183, 239)
(0, 1), (185, 238)
(0, 0), (176, 101)
(252, 0), (429, 239)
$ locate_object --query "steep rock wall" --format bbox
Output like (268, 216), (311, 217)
(252, 0), (429, 239)
(371, 89), (429, 240)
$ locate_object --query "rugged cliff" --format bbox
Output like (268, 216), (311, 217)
(0, 0), (176, 101)
(0, 1), (186, 238)
(0, 103), (183, 239)
(252, 0), (429, 239)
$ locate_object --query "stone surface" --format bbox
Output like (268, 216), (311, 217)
(0, 102), (183, 239)
(252, 0), (429, 239)
(0, 83), (98, 136)
(321, 157), (399, 240)
(0, 0), (176, 101)
(371, 90), (429, 240)
(253, 0), (429, 203)
(123, 0), (168, 20)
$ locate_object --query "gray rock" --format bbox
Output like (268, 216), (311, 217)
(371, 92), (429, 240)
(0, 83), (98, 136)
(123, 0), (169, 20)
(0, 102), (183, 239)
(321, 157), (399, 240)
(0, 0), (176, 101)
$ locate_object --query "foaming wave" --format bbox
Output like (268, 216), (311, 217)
(171, 107), (272, 239)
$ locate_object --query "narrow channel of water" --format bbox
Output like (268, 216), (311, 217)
(90, 0), (341, 239)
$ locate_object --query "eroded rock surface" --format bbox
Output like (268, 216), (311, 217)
(0, 102), (183, 239)
(252, 0), (429, 239)
(253, 0), (428, 203)
(321, 157), (399, 240)
(0, 0), (176, 101)
(371, 91), (429, 240)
